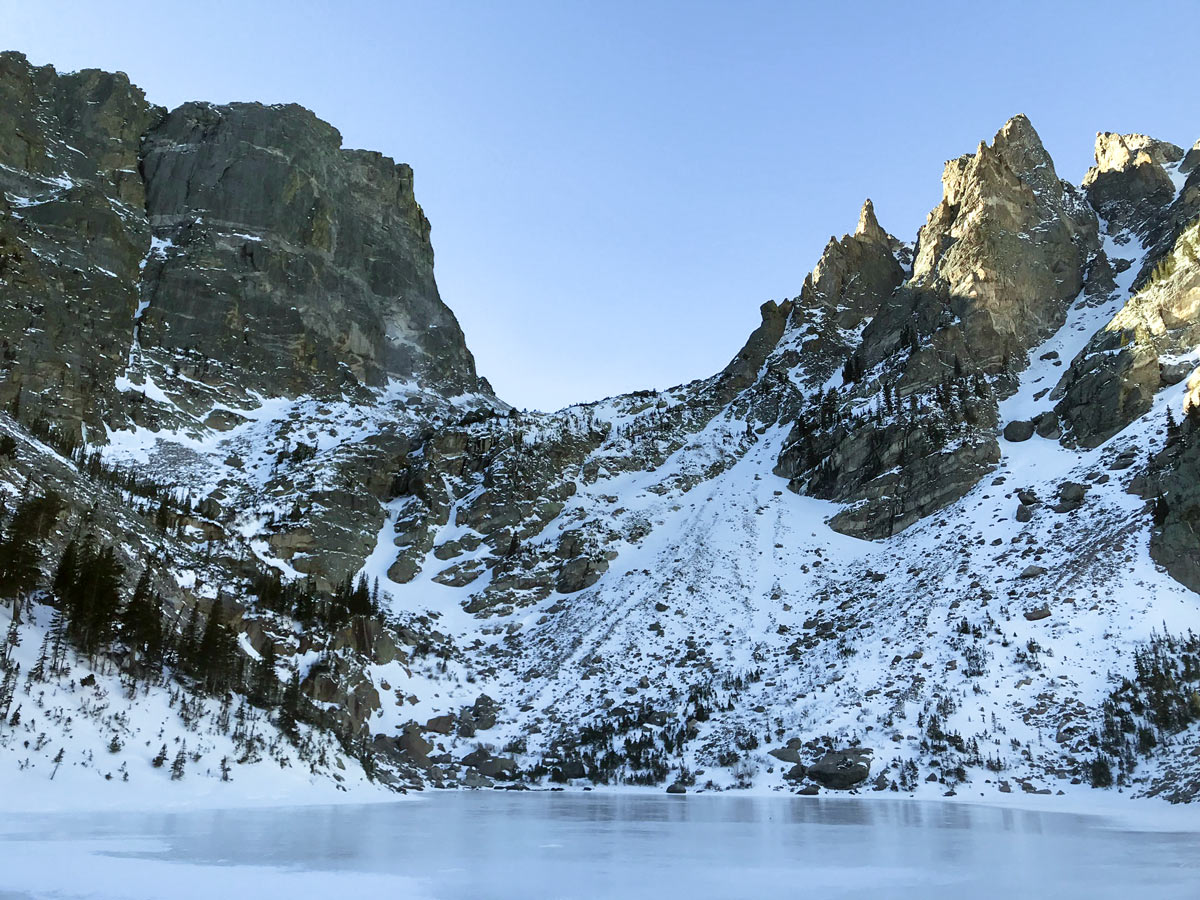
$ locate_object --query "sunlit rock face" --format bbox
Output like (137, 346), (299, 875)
(1057, 131), (1200, 448)
(1057, 219), (1200, 447)
(1083, 132), (1183, 238)
(1138, 370), (1200, 594)
(0, 50), (485, 442)
(774, 116), (1098, 538)
(864, 114), (1098, 381)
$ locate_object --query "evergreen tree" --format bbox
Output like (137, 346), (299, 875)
(47, 609), (68, 675)
(119, 568), (163, 668)
(0, 664), (19, 720)
(250, 639), (278, 708)
(177, 603), (201, 672)
(52, 539), (78, 600)
(195, 599), (239, 693)
(63, 542), (124, 656)
(1, 613), (19, 667)
(279, 669), (302, 739)
(0, 492), (62, 598)
(1089, 755), (1114, 788)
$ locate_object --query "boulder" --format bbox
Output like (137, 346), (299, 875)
(1003, 420), (1035, 443)
(1024, 606), (1052, 621)
(806, 748), (872, 790)
(461, 747), (517, 779)
(424, 714), (455, 735)
(398, 725), (433, 767)
(560, 759), (587, 780)
(1019, 565), (1048, 579)
(462, 769), (494, 789)
(1033, 411), (1061, 439)
(665, 783), (687, 794)
(768, 746), (804, 764)
(1054, 481), (1088, 512)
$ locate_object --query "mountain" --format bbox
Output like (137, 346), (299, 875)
(1, 50), (1198, 806)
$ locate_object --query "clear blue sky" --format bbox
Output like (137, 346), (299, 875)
(5, 0), (1197, 410)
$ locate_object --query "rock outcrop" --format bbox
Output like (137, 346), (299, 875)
(777, 116), (1095, 538)
(0, 52), (160, 432)
(0, 50), (486, 444)
(1083, 132), (1184, 237)
(1058, 217), (1200, 446)
(138, 101), (482, 400)
(806, 748), (872, 789)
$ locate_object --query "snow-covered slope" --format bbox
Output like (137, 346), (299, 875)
(3, 63), (1199, 810)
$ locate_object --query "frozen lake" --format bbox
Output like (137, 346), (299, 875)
(1, 792), (1197, 899)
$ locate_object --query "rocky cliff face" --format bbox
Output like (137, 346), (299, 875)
(0, 50), (484, 444)
(137, 100), (481, 401)
(774, 116), (1097, 538)
(0, 53), (159, 432)
(3, 55), (1200, 804)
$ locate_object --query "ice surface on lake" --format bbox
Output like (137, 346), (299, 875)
(1, 793), (1197, 899)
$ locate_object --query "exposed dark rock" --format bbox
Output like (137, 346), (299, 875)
(806, 748), (872, 789)
(1054, 481), (1088, 513)
(1004, 420), (1035, 442)
(138, 101), (482, 398)
(1034, 411), (1061, 439)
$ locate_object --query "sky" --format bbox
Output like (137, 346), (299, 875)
(4, 1), (1197, 411)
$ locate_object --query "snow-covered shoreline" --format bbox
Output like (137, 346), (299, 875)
(5, 773), (1195, 836)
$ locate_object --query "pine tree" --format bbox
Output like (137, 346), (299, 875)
(63, 542), (124, 656)
(1090, 755), (1114, 788)
(0, 492), (60, 598)
(151, 744), (168, 767)
(1, 612), (19, 667)
(119, 568), (163, 668)
(47, 610), (68, 675)
(177, 603), (201, 672)
(279, 669), (302, 739)
(250, 639), (278, 708)
(52, 540), (78, 601)
(170, 745), (186, 780)
(27, 631), (49, 684)
(0, 664), (19, 719)
(195, 599), (238, 693)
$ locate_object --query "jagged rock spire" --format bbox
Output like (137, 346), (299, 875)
(898, 113), (1098, 373)
(854, 198), (889, 244)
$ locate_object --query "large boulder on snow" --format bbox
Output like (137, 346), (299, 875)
(806, 748), (873, 790)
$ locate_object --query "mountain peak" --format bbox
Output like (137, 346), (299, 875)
(854, 198), (888, 244)
(1092, 131), (1184, 173)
